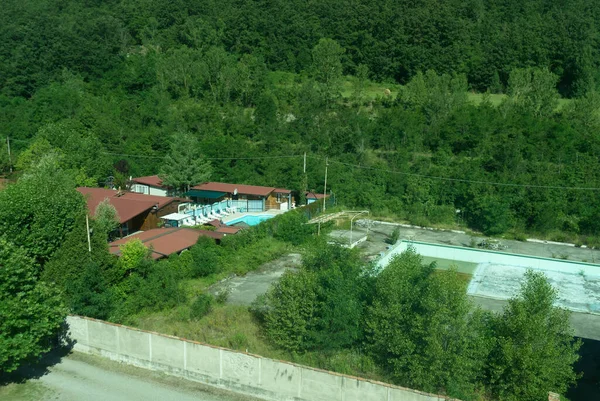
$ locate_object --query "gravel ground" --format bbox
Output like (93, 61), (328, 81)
(208, 253), (302, 305)
(0, 352), (264, 401)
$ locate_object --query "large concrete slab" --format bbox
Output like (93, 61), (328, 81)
(221, 350), (260, 386)
(87, 319), (118, 351)
(342, 377), (389, 401)
(471, 296), (600, 341)
(209, 253), (302, 306)
(67, 316), (88, 346)
(186, 342), (221, 378)
(260, 359), (301, 399)
(388, 387), (442, 401)
(299, 367), (342, 401)
(118, 327), (150, 361)
(468, 263), (600, 313)
(151, 333), (184, 369)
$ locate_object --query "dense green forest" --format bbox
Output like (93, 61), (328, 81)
(2, 0), (600, 242)
(1, 1), (595, 397)
(2, 0), (600, 96)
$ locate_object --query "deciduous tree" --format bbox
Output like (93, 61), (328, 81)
(0, 154), (87, 267)
(486, 270), (581, 401)
(0, 238), (66, 373)
(366, 249), (488, 398)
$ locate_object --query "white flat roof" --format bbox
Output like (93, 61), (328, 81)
(160, 212), (191, 221)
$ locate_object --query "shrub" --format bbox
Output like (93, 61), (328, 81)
(190, 293), (214, 320)
(190, 237), (223, 277)
(228, 332), (249, 349)
(386, 227), (400, 245)
(215, 286), (231, 304)
(269, 211), (314, 245)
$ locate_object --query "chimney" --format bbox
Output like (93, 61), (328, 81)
(548, 392), (560, 401)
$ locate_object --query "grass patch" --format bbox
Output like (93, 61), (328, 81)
(133, 304), (284, 356)
(222, 238), (292, 276)
(132, 303), (389, 383)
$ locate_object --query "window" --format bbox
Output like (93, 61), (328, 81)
(276, 193), (282, 203)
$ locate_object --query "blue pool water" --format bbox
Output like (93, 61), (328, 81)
(226, 214), (274, 227)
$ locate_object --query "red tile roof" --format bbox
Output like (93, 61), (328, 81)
(193, 182), (285, 197)
(306, 191), (328, 199)
(204, 219), (243, 234)
(77, 187), (180, 224)
(109, 228), (224, 259)
(216, 226), (243, 234)
(132, 175), (166, 188)
(274, 188), (292, 194)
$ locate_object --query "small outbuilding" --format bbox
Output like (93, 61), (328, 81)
(130, 175), (172, 197)
(108, 227), (224, 259)
(187, 182), (292, 212)
(77, 187), (186, 237)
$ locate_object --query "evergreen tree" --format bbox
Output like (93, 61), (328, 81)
(159, 132), (213, 194)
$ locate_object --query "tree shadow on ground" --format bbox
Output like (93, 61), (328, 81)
(0, 321), (76, 385)
(567, 337), (600, 401)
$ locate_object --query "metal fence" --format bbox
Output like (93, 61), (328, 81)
(178, 199), (267, 219)
(299, 193), (336, 221)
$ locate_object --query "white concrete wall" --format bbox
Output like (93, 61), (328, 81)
(377, 240), (599, 276)
(67, 315), (454, 401)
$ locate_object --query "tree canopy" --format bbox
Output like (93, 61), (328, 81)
(159, 132), (213, 194)
(0, 238), (66, 373)
(0, 155), (87, 266)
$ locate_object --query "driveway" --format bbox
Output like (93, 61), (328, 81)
(0, 352), (262, 401)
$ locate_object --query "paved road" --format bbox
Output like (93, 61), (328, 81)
(1, 352), (262, 401)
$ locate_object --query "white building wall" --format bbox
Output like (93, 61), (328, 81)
(132, 184), (168, 197)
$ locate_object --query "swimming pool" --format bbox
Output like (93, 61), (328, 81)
(377, 240), (600, 314)
(226, 214), (274, 227)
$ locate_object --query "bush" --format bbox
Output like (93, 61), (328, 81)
(190, 293), (214, 320)
(263, 242), (368, 353)
(386, 227), (400, 245)
(215, 286), (231, 304)
(269, 211), (314, 245)
(190, 236), (223, 277)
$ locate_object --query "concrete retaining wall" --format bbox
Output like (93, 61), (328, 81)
(377, 240), (598, 275)
(67, 315), (454, 401)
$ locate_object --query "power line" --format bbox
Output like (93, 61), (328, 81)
(101, 152), (302, 161)
(308, 156), (600, 191)
(5, 137), (599, 191)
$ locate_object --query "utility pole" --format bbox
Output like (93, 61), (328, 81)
(303, 152), (306, 174)
(323, 157), (328, 212)
(6, 136), (12, 173)
(86, 214), (92, 253)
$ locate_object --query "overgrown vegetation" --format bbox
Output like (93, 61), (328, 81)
(0, 1), (594, 394)
(254, 244), (581, 401)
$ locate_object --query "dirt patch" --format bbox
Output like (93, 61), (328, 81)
(208, 253), (302, 305)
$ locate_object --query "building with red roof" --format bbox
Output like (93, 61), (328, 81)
(108, 228), (224, 259)
(130, 175), (172, 197)
(188, 182), (293, 212)
(77, 187), (186, 237)
(305, 191), (330, 205)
